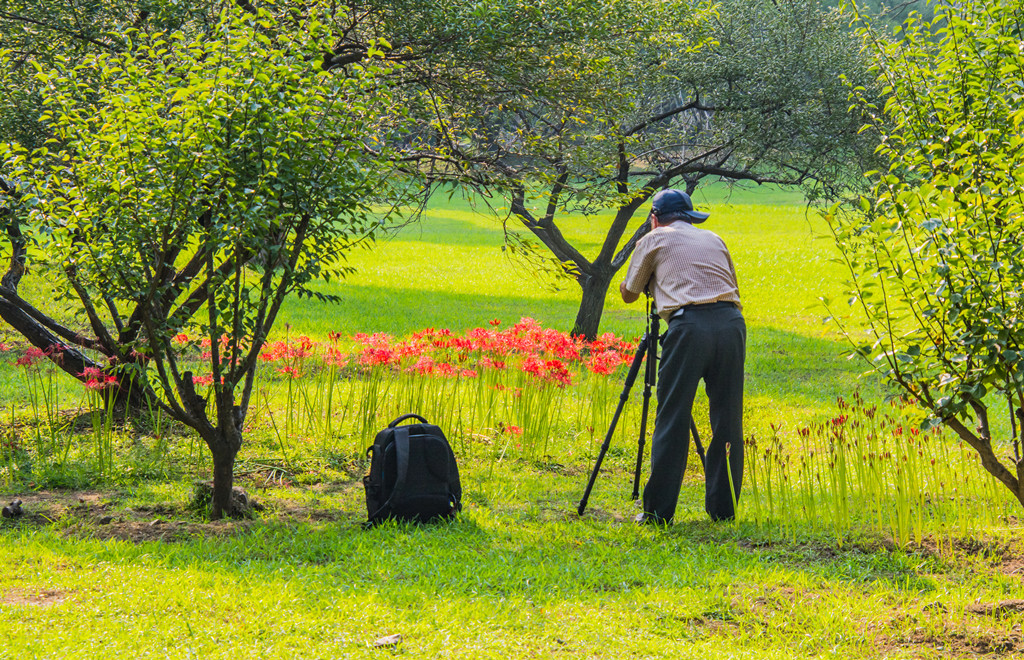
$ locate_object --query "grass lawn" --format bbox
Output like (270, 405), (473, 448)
(1, 183), (1022, 658)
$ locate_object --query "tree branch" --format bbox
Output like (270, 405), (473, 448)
(509, 181), (590, 270)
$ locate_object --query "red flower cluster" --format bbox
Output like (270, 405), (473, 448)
(522, 355), (573, 386)
(171, 319), (634, 387)
(80, 366), (119, 391)
(16, 346), (49, 367)
(261, 339), (312, 363)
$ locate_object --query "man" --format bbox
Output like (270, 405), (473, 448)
(620, 189), (745, 523)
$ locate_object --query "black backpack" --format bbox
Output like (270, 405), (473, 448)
(363, 414), (462, 525)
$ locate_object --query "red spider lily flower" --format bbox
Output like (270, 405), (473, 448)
(521, 355), (545, 377)
(480, 357), (507, 370)
(466, 327), (493, 340)
(0, 342), (9, 352)
(539, 328), (582, 361)
(201, 351), (212, 360)
(80, 366), (105, 380)
(261, 339), (308, 362)
(278, 366), (301, 379)
(328, 331), (343, 343)
(412, 355), (435, 375)
(192, 375), (214, 387)
(506, 425), (523, 435)
(83, 373), (118, 391)
(589, 332), (618, 353)
(585, 349), (624, 375)
(461, 369), (477, 378)
(544, 359), (572, 386)
(434, 362), (458, 378)
(200, 338), (212, 349)
(15, 354), (39, 367)
(355, 332), (393, 349)
(396, 342), (425, 359)
(173, 333), (190, 345)
(489, 319), (501, 327)
(510, 317), (541, 334)
(260, 340), (287, 362)
(358, 346), (398, 367)
(323, 348), (349, 368)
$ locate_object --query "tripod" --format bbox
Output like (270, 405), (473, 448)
(577, 298), (706, 517)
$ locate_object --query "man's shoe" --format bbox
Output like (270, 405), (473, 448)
(634, 512), (670, 526)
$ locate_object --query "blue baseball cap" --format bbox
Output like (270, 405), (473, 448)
(651, 189), (709, 223)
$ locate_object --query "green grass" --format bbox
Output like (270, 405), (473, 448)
(1, 466), (1021, 659)
(2, 184), (1022, 658)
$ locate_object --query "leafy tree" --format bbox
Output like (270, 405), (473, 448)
(0, 1), (217, 149)
(828, 1), (1024, 506)
(387, 0), (876, 339)
(0, 5), (397, 517)
(4, 0), (877, 343)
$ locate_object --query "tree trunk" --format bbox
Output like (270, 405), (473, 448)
(945, 416), (1024, 509)
(572, 270), (614, 340)
(207, 437), (239, 519)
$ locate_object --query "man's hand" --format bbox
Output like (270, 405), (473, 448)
(620, 280), (639, 304)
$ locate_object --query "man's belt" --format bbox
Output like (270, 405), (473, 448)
(669, 300), (737, 320)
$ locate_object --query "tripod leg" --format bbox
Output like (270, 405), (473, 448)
(578, 335), (648, 516)
(632, 313), (659, 500)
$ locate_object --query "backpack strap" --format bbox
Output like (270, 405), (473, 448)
(369, 425), (413, 522)
(389, 413), (428, 427)
(390, 425), (412, 506)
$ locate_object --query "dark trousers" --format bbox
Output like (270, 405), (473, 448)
(642, 303), (746, 522)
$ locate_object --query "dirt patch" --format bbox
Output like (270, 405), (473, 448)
(85, 518), (256, 543)
(1, 587), (69, 608)
(877, 603), (1024, 657)
(0, 488), (362, 543)
(267, 498), (350, 523)
(889, 628), (1024, 657)
(967, 600), (1024, 617)
(1001, 557), (1024, 578)
(0, 490), (234, 543)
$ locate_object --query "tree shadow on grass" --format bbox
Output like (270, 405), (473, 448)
(744, 325), (885, 408)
